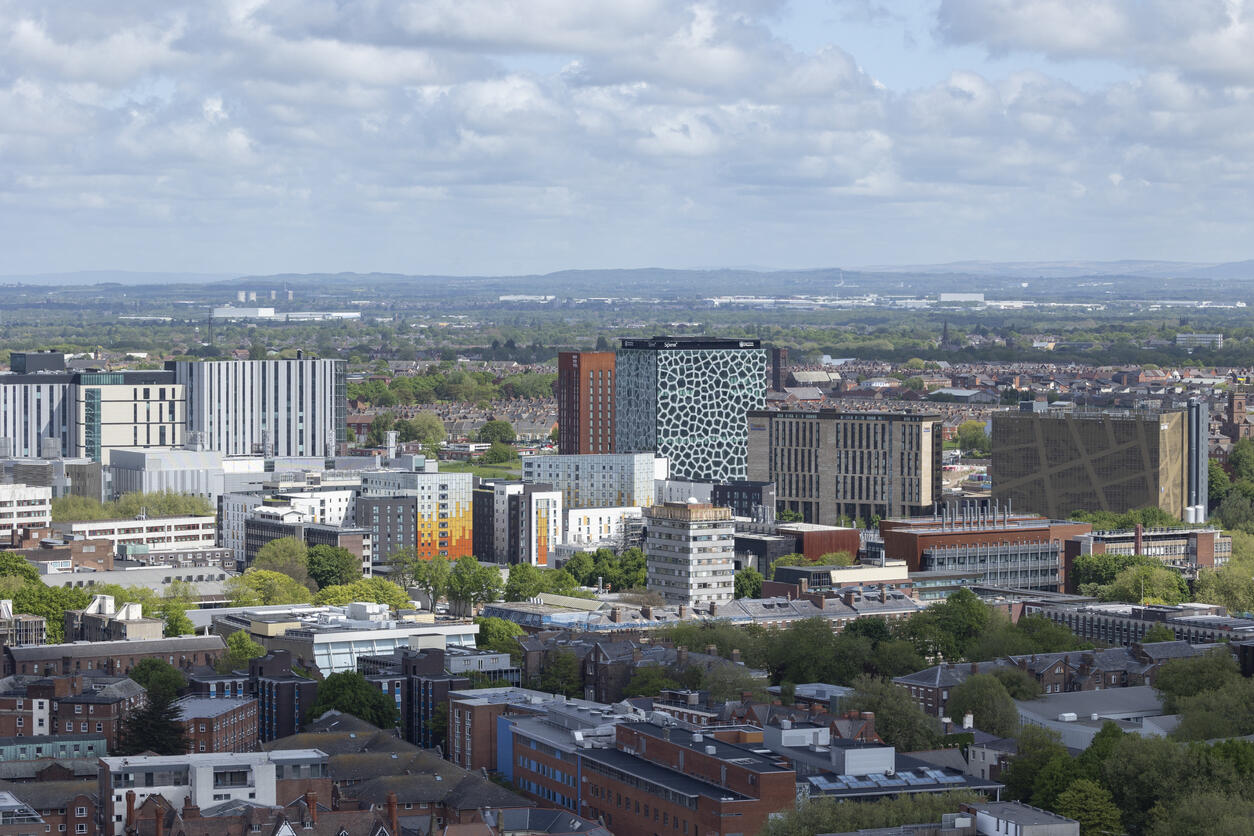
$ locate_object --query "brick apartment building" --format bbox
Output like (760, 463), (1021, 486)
(172, 696), (259, 753)
(184, 650), (318, 744)
(4, 636), (226, 677)
(0, 674), (144, 752)
(5, 781), (100, 836)
(579, 723), (796, 836)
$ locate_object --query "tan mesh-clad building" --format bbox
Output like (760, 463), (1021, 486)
(746, 410), (942, 525)
(992, 403), (1209, 522)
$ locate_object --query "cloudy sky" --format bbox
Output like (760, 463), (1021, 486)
(3, 0), (1253, 277)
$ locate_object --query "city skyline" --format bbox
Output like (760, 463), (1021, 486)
(3, 2), (1254, 277)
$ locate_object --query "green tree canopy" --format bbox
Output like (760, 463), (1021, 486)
(128, 658), (188, 702)
(1055, 779), (1123, 836)
(313, 577), (411, 610)
(477, 419), (517, 444)
(1001, 725), (1068, 802)
(253, 537), (312, 589)
(1101, 564), (1188, 604)
(309, 671), (399, 728)
(0, 551), (39, 583)
(758, 791), (984, 836)
(991, 666), (1043, 701)
(225, 569), (314, 606)
(160, 601), (195, 637)
(116, 688), (188, 755)
(955, 420), (990, 455)
(307, 545), (361, 589)
(482, 441), (519, 464)
(446, 556), (502, 615)
(396, 412), (447, 445)
(12, 584), (91, 643)
(1154, 647), (1242, 713)
(734, 567), (763, 599)
(945, 674), (1019, 737)
(1141, 623), (1177, 643)
(217, 630), (267, 673)
(624, 666), (679, 697)
(843, 675), (942, 752)
(475, 616), (525, 659)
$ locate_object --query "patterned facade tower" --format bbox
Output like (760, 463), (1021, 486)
(615, 337), (766, 482)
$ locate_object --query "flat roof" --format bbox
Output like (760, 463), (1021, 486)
(965, 801), (1079, 826)
(172, 696), (255, 720)
(1017, 685), (1163, 717)
(101, 749), (325, 769)
(579, 748), (751, 801)
(619, 336), (761, 350)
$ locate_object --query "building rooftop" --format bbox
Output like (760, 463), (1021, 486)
(7, 635), (225, 660)
(172, 696), (255, 720)
(965, 801), (1080, 827)
(578, 747), (752, 802)
(100, 749), (326, 769)
(1016, 685), (1164, 718)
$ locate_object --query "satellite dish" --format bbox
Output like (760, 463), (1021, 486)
(687, 496), (699, 504)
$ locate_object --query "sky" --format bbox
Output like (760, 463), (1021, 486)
(2, 0), (1254, 277)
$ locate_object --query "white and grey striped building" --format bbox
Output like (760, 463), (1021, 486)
(169, 356), (346, 457)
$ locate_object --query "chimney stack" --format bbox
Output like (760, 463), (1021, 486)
(125, 791), (136, 828)
(154, 808), (163, 836)
(305, 792), (317, 826)
(386, 792), (399, 836)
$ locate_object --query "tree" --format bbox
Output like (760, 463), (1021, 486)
(1231, 439), (1254, 483)
(945, 674), (1019, 737)
(12, 584), (91, 643)
(366, 413), (395, 447)
(396, 412), (446, 445)
(955, 420), (990, 455)
(0, 551), (39, 583)
(1171, 678), (1254, 740)
(253, 537), (313, 590)
(225, 570), (314, 606)
(128, 658), (188, 703)
(1209, 459), (1232, 508)
(1141, 623), (1176, 643)
(734, 567), (763, 599)
(624, 666), (679, 697)
(446, 556), (502, 615)
(1154, 647), (1242, 713)
(1055, 779), (1123, 836)
(482, 441), (519, 464)
(1193, 563), (1254, 614)
(1029, 753), (1077, 811)
(1101, 564), (1187, 604)
(307, 545), (361, 589)
(314, 578), (411, 610)
(217, 630), (267, 674)
(504, 562), (545, 601)
(476, 616), (525, 659)
(116, 689), (188, 755)
(406, 553), (451, 608)
(160, 601), (195, 637)
(758, 791), (984, 836)
(777, 509), (803, 523)
(1001, 725), (1067, 802)
(309, 671), (399, 728)
(1071, 552), (1161, 587)
(991, 666), (1043, 701)
(701, 662), (768, 702)
(477, 420), (516, 444)
(843, 675), (942, 752)
(537, 650), (581, 698)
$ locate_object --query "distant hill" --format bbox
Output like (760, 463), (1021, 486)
(0, 270), (240, 286)
(853, 259), (1254, 280)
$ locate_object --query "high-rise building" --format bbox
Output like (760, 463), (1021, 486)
(557, 351), (616, 454)
(0, 484), (52, 548)
(356, 471), (474, 564)
(472, 481), (562, 566)
(992, 401), (1208, 522)
(645, 502), (735, 606)
(615, 337), (766, 482)
(168, 356), (346, 457)
(521, 452), (666, 509)
(67, 372), (185, 461)
(746, 410), (942, 524)
(1, 353), (184, 462)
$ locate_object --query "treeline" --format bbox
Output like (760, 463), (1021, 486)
(348, 369), (556, 407)
(51, 490), (215, 522)
(657, 590), (1083, 690)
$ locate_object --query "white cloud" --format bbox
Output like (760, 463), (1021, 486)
(0, 0), (1253, 273)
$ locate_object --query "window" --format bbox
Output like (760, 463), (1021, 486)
(75, 808), (86, 818)
(76, 826), (87, 834)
